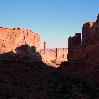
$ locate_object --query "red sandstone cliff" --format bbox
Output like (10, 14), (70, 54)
(0, 27), (40, 54)
(68, 14), (99, 61)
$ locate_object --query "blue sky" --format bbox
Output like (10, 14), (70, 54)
(0, 0), (99, 48)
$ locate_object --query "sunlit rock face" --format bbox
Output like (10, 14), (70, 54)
(68, 14), (99, 61)
(0, 27), (40, 54)
(40, 47), (68, 67)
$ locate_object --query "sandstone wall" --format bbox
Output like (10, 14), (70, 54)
(0, 27), (40, 54)
(68, 14), (99, 61)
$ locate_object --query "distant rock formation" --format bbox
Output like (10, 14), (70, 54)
(68, 14), (99, 61)
(40, 42), (68, 67)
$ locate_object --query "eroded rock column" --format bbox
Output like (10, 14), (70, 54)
(44, 42), (46, 53)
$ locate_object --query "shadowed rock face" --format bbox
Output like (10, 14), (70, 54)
(68, 14), (99, 61)
(0, 44), (42, 62)
(0, 27), (40, 53)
